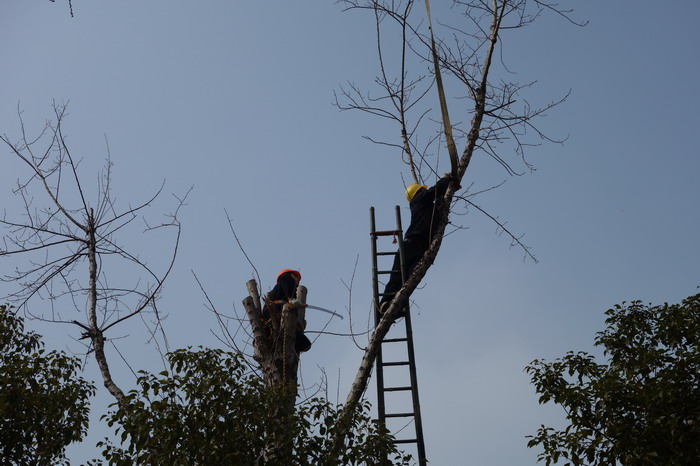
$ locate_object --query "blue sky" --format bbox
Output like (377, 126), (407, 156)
(2, 1), (699, 464)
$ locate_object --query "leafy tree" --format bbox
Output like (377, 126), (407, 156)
(0, 304), (95, 465)
(4, 0), (583, 461)
(526, 292), (700, 465)
(100, 347), (410, 465)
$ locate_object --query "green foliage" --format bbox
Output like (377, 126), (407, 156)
(526, 293), (700, 465)
(0, 304), (95, 465)
(100, 347), (411, 465)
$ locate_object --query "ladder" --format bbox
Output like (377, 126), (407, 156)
(370, 206), (427, 466)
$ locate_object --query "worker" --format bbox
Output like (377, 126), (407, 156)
(263, 269), (312, 353)
(379, 174), (457, 315)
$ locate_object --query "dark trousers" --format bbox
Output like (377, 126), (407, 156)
(379, 238), (426, 307)
(296, 330), (311, 353)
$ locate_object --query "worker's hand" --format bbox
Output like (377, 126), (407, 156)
(448, 173), (462, 190)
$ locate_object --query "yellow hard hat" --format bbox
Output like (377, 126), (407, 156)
(405, 184), (427, 201)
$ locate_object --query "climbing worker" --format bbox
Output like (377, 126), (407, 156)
(263, 269), (312, 353)
(379, 174), (457, 315)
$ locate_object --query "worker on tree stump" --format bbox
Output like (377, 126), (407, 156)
(263, 269), (312, 353)
(379, 174), (457, 315)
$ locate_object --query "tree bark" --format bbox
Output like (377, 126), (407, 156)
(244, 280), (308, 464)
(87, 209), (127, 409)
(243, 279), (308, 389)
(243, 279), (270, 366)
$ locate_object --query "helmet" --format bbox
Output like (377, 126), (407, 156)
(405, 184), (427, 201)
(277, 269), (301, 282)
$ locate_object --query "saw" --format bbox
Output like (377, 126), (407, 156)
(270, 300), (344, 320)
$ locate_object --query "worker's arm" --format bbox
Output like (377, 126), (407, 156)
(422, 174), (452, 198)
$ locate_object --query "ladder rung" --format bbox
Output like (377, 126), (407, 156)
(382, 361), (410, 367)
(382, 338), (408, 343)
(377, 270), (399, 275)
(393, 439), (418, 444)
(384, 386), (412, 392)
(372, 229), (402, 237)
(377, 252), (398, 256)
(386, 412), (414, 418)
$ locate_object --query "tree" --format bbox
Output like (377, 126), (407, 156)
(525, 292), (700, 465)
(0, 304), (95, 465)
(330, 0), (581, 457)
(0, 105), (403, 465)
(48, 0), (75, 18)
(3, 1), (582, 461)
(0, 103), (184, 411)
(242, 279), (308, 392)
(241, 279), (312, 462)
(99, 347), (411, 465)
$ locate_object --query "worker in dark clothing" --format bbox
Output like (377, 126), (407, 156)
(263, 269), (312, 353)
(379, 174), (454, 314)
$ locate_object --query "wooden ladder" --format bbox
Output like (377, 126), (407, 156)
(370, 206), (427, 466)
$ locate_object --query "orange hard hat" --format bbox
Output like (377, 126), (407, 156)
(277, 269), (301, 282)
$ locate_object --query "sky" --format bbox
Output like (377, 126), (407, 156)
(1, 1), (700, 465)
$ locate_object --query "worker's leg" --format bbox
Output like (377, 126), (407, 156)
(379, 240), (425, 307)
(379, 251), (403, 307)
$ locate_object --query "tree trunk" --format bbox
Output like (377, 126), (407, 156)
(243, 279), (309, 464)
(87, 210), (127, 409)
(243, 279), (307, 389)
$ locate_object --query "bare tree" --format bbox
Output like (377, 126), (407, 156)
(0, 103), (184, 410)
(48, 0), (75, 18)
(329, 0), (583, 460)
